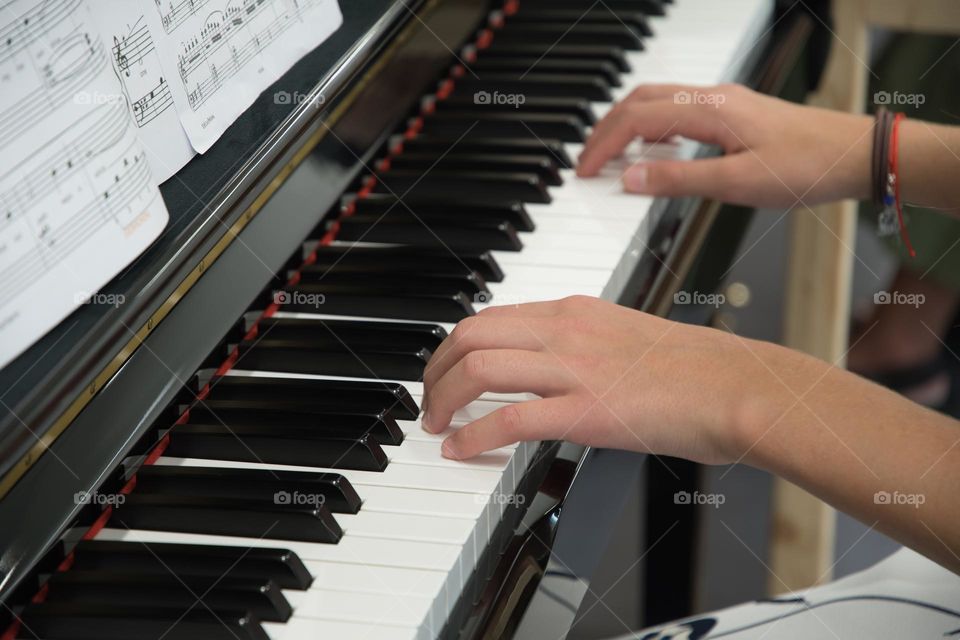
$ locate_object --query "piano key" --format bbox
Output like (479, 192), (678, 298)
(154, 455), (503, 495)
(489, 23), (643, 50)
(16, 603), (270, 640)
(335, 217), (524, 253)
(176, 410), (405, 447)
(292, 270), (489, 296)
(383, 152), (563, 186)
(463, 57), (620, 88)
(350, 195), (536, 232)
(416, 112), (586, 143)
(473, 43), (630, 72)
(235, 341), (432, 380)
(373, 168), (552, 204)
(505, 8), (653, 38)
(275, 285), (475, 322)
(96, 527), (463, 572)
(304, 244), (505, 281)
(300, 561), (444, 598)
(516, 0), (665, 15)
(395, 135), (572, 168)
(262, 618), (416, 640)
(250, 317), (446, 352)
(200, 374), (421, 421)
(70, 540), (314, 589)
(334, 511), (472, 545)
(131, 465), (364, 513)
(109, 493), (343, 543)
(43, 572), (292, 623)
(163, 427), (389, 472)
(283, 589), (431, 628)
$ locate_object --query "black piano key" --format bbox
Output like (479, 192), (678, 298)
(306, 244), (505, 281)
(374, 168), (551, 203)
(398, 135), (572, 168)
(132, 465), (363, 513)
(417, 112), (585, 143)
(475, 44), (630, 73)
(236, 342), (433, 380)
(293, 269), (490, 297)
(491, 23), (643, 50)
(182, 402), (405, 446)
(164, 427), (389, 472)
(454, 72), (613, 100)
(71, 540), (313, 589)
(351, 195), (535, 231)
(44, 572), (291, 623)
(464, 57), (621, 88)
(506, 9), (653, 38)
(517, 0), (665, 17)
(110, 493), (344, 543)
(16, 603), (269, 640)
(385, 152), (562, 186)
(336, 217), (523, 252)
(274, 283), (476, 322)
(202, 373), (421, 420)
(251, 317), (446, 352)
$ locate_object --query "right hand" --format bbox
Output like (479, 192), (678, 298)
(576, 83), (875, 208)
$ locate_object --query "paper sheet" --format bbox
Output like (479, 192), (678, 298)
(141, 0), (343, 153)
(0, 0), (169, 369)
(93, 2), (196, 182)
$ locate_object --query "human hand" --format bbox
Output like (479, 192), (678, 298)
(576, 83), (875, 208)
(421, 296), (781, 464)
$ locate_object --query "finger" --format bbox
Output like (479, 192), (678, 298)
(441, 397), (575, 460)
(623, 154), (747, 201)
(423, 316), (546, 391)
(577, 99), (726, 176)
(422, 350), (571, 433)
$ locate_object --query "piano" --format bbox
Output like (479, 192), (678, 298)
(0, 1), (811, 638)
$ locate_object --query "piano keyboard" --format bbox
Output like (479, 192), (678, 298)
(9, 1), (771, 639)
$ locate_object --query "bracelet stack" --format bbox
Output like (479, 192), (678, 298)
(872, 107), (916, 257)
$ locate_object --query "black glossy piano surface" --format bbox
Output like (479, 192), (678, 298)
(0, 0), (808, 637)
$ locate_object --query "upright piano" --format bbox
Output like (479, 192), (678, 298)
(0, 1), (810, 638)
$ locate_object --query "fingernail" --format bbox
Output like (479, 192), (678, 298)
(441, 437), (460, 459)
(624, 165), (647, 192)
(421, 410), (434, 432)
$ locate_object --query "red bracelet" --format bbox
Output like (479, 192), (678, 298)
(888, 112), (916, 257)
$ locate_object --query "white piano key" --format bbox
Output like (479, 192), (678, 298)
(154, 456), (503, 494)
(302, 559), (445, 597)
(284, 589), (432, 628)
(335, 511), (473, 545)
(358, 484), (485, 519)
(263, 618), (416, 640)
(96, 527), (461, 572)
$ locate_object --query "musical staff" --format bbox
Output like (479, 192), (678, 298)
(154, 0), (213, 34)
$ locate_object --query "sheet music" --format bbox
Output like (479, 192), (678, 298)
(0, 0), (169, 368)
(94, 2), (196, 182)
(142, 0), (343, 152)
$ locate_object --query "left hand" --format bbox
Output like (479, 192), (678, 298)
(421, 296), (773, 464)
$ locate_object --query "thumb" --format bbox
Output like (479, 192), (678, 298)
(623, 156), (741, 202)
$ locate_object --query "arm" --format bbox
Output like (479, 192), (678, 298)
(421, 298), (960, 573)
(576, 83), (960, 212)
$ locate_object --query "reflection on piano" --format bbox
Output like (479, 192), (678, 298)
(0, 1), (808, 638)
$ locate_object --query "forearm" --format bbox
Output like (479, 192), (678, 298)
(735, 342), (960, 572)
(900, 120), (960, 211)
